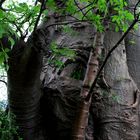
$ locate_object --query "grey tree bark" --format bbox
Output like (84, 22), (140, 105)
(91, 30), (139, 140)
(7, 3), (140, 140)
(125, 26), (140, 138)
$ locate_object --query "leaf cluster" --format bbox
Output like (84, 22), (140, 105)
(0, 0), (41, 67)
(61, 0), (136, 32)
(0, 107), (22, 140)
(0, 0), (138, 68)
(48, 41), (75, 68)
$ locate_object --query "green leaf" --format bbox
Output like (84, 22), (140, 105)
(0, 52), (5, 65)
(4, 48), (10, 53)
(8, 37), (15, 47)
(97, 0), (107, 12)
(115, 26), (119, 32)
(0, 25), (6, 38)
(62, 25), (79, 36)
(129, 40), (136, 45)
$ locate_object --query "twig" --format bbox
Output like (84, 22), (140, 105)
(45, 19), (90, 29)
(35, 0), (38, 6)
(86, 16), (139, 101)
(0, 79), (7, 86)
(82, 6), (94, 20)
(12, 22), (23, 37)
(74, 0), (85, 17)
(134, 0), (140, 18)
(33, 0), (47, 32)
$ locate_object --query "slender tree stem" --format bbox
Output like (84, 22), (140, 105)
(33, 0), (47, 32)
(86, 17), (139, 101)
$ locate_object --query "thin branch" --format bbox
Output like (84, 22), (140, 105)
(82, 6), (94, 20)
(35, 0), (38, 6)
(45, 19), (90, 29)
(128, 30), (140, 38)
(74, 0), (85, 17)
(12, 22), (23, 37)
(134, 0), (140, 18)
(33, 0), (47, 32)
(0, 79), (7, 86)
(86, 16), (139, 101)
(0, 0), (5, 7)
(65, 0), (96, 20)
(23, 20), (35, 39)
(53, 14), (80, 21)
(0, 0), (11, 11)
(74, 0), (97, 13)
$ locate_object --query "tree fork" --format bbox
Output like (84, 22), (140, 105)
(71, 12), (139, 139)
(72, 32), (104, 140)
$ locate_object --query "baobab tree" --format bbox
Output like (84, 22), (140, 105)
(0, 0), (140, 140)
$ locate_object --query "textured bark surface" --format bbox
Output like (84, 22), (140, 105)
(91, 31), (139, 140)
(8, 40), (43, 140)
(71, 32), (105, 140)
(41, 21), (96, 140)
(125, 26), (140, 139)
(7, 14), (57, 140)
(125, 1), (140, 139)
(7, 2), (140, 139)
(125, 27), (140, 88)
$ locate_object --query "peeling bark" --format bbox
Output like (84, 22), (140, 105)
(72, 32), (104, 140)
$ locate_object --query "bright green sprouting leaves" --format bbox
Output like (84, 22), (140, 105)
(62, 0), (135, 32)
(110, 0), (134, 32)
(0, 109), (23, 140)
(0, 0), (41, 66)
(0, 0), (138, 67)
(0, 48), (9, 65)
(0, 0), (137, 38)
(48, 41), (75, 68)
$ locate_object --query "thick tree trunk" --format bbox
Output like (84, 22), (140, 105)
(7, 2), (140, 139)
(91, 30), (139, 140)
(41, 21), (96, 140)
(8, 13), (58, 140)
(125, 26), (140, 139)
(8, 40), (43, 140)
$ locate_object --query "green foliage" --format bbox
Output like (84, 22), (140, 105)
(0, 48), (9, 65)
(101, 90), (121, 103)
(0, 0), (138, 68)
(0, 0), (138, 38)
(48, 41), (75, 68)
(62, 25), (79, 36)
(71, 65), (84, 80)
(0, 43), (10, 71)
(0, 108), (22, 140)
(111, 9), (134, 32)
(50, 41), (75, 58)
(129, 40), (136, 45)
(66, 0), (77, 15)
(0, 0), (42, 67)
(3, 1), (40, 35)
(63, 0), (136, 32)
(46, 0), (56, 12)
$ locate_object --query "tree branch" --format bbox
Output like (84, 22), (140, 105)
(74, 0), (85, 17)
(33, 0), (47, 32)
(0, 79), (7, 86)
(134, 0), (140, 18)
(86, 16), (139, 101)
